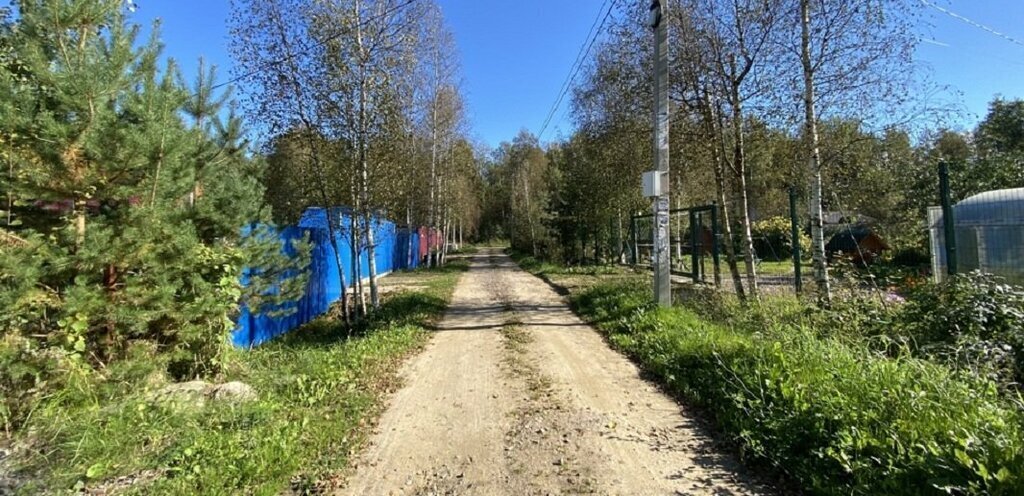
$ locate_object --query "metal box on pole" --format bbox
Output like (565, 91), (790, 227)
(642, 171), (669, 198)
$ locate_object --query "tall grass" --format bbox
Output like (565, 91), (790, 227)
(6, 265), (464, 495)
(573, 280), (1024, 495)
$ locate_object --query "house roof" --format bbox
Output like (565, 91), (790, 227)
(823, 211), (877, 226)
(825, 225), (889, 253)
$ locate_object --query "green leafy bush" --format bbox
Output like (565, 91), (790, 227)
(752, 216), (810, 261)
(813, 290), (897, 341)
(8, 264), (462, 494)
(573, 281), (1024, 495)
(895, 272), (1024, 389)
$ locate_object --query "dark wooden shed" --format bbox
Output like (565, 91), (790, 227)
(825, 225), (889, 265)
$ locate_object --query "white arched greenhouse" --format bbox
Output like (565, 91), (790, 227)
(929, 188), (1024, 284)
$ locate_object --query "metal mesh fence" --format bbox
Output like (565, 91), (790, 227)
(930, 186), (1024, 285)
(622, 164), (1024, 297)
(630, 205), (720, 285)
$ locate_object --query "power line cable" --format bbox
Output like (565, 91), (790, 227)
(537, 0), (619, 140)
(919, 0), (1024, 49)
(546, 0), (610, 105)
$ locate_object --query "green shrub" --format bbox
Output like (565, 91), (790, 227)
(895, 272), (1024, 389)
(0, 335), (75, 433)
(8, 264), (463, 494)
(752, 216), (810, 262)
(813, 290), (897, 341)
(573, 281), (1024, 495)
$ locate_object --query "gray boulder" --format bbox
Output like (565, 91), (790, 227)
(149, 380), (257, 409)
(149, 380), (210, 409)
(209, 381), (257, 404)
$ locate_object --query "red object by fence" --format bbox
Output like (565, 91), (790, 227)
(417, 227), (441, 261)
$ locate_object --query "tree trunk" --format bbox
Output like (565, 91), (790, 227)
(438, 208), (446, 266)
(617, 210), (626, 264)
(428, 87), (439, 268)
(406, 204), (414, 268)
(74, 199), (87, 252)
(150, 130), (166, 206)
(273, 17), (349, 321)
(365, 212), (379, 309)
(351, 220), (366, 317)
(351, 175), (367, 317)
(523, 171), (537, 256)
(581, 230), (588, 264)
(6, 155), (13, 227)
(325, 212), (351, 324)
(442, 211), (451, 265)
(707, 99), (746, 300)
(354, 3), (379, 310)
(730, 84), (759, 299)
(801, 0), (832, 304)
(433, 149), (446, 268)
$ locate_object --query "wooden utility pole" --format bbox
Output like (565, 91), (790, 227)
(650, 0), (671, 307)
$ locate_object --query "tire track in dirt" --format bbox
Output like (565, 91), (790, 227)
(504, 262), (767, 495)
(341, 248), (768, 495)
(342, 251), (515, 495)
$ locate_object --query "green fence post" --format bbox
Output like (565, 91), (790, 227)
(690, 210), (700, 284)
(789, 187), (803, 294)
(939, 162), (958, 277)
(630, 215), (638, 265)
(711, 203), (721, 287)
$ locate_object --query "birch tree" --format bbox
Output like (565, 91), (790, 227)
(676, 0), (790, 300)
(416, 4), (463, 267)
(793, 0), (918, 304)
(229, 0), (355, 321)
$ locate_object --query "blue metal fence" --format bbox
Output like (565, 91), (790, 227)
(232, 207), (423, 348)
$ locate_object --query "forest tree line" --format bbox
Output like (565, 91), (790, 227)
(230, 0), (484, 322)
(479, 0), (1024, 304)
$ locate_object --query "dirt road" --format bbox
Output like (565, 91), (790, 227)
(343, 248), (765, 495)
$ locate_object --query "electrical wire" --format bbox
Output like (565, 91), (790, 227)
(919, 0), (1024, 49)
(536, 0), (619, 141)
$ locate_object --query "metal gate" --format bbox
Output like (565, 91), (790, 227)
(629, 204), (720, 285)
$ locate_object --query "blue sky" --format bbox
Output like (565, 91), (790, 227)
(55, 0), (1024, 147)
(123, 0), (600, 148)
(916, 1), (1024, 127)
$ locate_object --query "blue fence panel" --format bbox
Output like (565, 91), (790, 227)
(393, 227), (414, 271)
(232, 226), (322, 348)
(412, 231), (421, 268)
(232, 207), (423, 348)
(375, 219), (397, 276)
